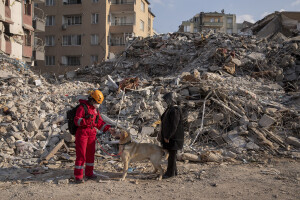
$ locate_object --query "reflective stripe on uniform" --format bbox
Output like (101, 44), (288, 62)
(100, 124), (107, 132)
(86, 163), (94, 166)
(77, 118), (83, 126)
(75, 165), (84, 169)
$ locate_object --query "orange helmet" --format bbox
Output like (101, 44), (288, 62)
(90, 89), (104, 104)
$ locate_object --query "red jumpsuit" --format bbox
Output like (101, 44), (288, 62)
(74, 100), (110, 179)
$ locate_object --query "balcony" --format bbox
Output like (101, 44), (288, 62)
(33, 37), (45, 60)
(33, 7), (45, 32)
(110, 3), (134, 13)
(110, 23), (134, 33)
(203, 22), (223, 27)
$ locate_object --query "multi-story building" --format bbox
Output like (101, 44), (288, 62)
(36, 0), (155, 74)
(0, 0), (45, 65)
(180, 10), (238, 34)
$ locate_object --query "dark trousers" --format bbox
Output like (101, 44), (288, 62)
(165, 150), (177, 176)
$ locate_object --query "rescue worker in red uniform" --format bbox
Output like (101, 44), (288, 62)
(74, 89), (115, 183)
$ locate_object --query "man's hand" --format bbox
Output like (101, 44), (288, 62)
(164, 138), (169, 143)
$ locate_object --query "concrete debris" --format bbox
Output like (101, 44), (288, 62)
(1, 28), (300, 169)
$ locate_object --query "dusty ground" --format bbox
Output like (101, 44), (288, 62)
(0, 157), (299, 200)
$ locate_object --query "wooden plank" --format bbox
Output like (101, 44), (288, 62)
(43, 139), (65, 162)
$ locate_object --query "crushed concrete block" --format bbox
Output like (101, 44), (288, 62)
(247, 52), (265, 61)
(141, 127), (154, 136)
(246, 142), (260, 150)
(259, 114), (276, 128)
(26, 121), (39, 132)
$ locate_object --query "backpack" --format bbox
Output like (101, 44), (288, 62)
(67, 103), (101, 135)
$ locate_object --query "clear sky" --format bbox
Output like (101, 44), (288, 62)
(148, 0), (300, 33)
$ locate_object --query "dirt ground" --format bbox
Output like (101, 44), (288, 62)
(0, 157), (299, 200)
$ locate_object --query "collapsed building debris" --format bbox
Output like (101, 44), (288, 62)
(0, 29), (300, 171)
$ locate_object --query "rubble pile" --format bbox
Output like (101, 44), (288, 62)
(74, 32), (300, 161)
(1, 31), (300, 169)
(0, 59), (99, 168)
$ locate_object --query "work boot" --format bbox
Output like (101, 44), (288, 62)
(86, 174), (98, 180)
(75, 178), (84, 184)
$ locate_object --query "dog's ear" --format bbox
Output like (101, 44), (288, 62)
(124, 131), (128, 138)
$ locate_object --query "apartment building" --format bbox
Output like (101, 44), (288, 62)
(0, 0), (45, 65)
(180, 10), (239, 34)
(36, 0), (155, 74)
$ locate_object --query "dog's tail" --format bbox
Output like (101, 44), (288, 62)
(162, 149), (169, 160)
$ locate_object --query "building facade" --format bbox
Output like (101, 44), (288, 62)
(35, 0), (155, 74)
(180, 10), (238, 34)
(0, 0), (45, 65)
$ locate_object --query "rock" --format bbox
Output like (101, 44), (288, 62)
(62, 132), (75, 143)
(48, 136), (60, 147)
(259, 114), (276, 128)
(179, 153), (200, 162)
(10, 125), (19, 132)
(213, 113), (224, 122)
(246, 142), (260, 150)
(66, 71), (76, 79)
(57, 179), (69, 184)
(180, 89), (189, 96)
(188, 87), (200, 95)
(154, 101), (164, 116)
(141, 127), (154, 136)
(10, 132), (23, 140)
(0, 126), (7, 136)
(35, 131), (47, 141)
(247, 52), (265, 61)
(26, 121), (39, 132)
(6, 136), (16, 148)
(61, 123), (68, 132)
(286, 137), (300, 148)
(18, 122), (25, 131)
(53, 115), (65, 124)
(231, 58), (242, 66)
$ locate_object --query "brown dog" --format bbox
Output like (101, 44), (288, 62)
(118, 130), (168, 181)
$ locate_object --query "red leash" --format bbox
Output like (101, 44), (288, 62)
(96, 138), (122, 157)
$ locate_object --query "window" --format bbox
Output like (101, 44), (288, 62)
(24, 30), (31, 46)
(210, 18), (215, 22)
(91, 13), (99, 24)
(92, 0), (99, 2)
(63, 0), (82, 4)
(90, 55), (98, 64)
(45, 56), (55, 66)
(141, 1), (145, 12)
(46, 16), (55, 26)
(227, 17), (233, 24)
(184, 25), (190, 32)
(217, 18), (221, 22)
(62, 56), (81, 66)
(91, 34), (99, 45)
(45, 35), (55, 46)
(62, 35), (81, 46)
(64, 15), (82, 25)
(140, 20), (144, 31)
(24, 3), (31, 15)
(45, 0), (54, 6)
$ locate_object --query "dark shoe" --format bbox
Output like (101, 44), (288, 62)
(163, 174), (174, 179)
(75, 178), (84, 184)
(86, 174), (97, 180)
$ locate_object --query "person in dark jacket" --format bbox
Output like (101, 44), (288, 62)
(160, 92), (184, 179)
(74, 89), (115, 184)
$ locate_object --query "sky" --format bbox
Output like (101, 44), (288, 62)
(148, 0), (300, 33)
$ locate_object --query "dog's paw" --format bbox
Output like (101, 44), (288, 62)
(157, 176), (162, 181)
(119, 178), (125, 181)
